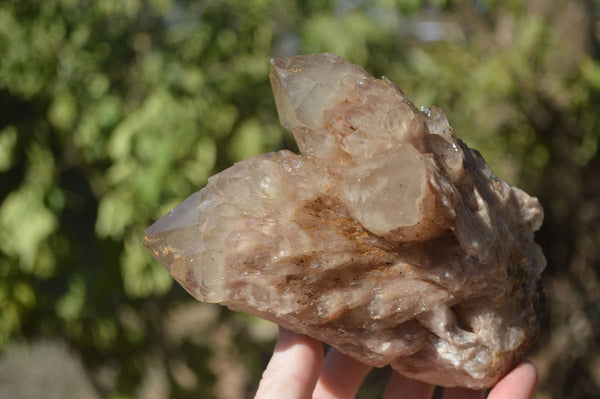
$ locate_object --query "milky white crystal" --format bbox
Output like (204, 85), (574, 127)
(143, 53), (545, 389)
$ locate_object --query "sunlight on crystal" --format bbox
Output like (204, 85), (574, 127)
(144, 53), (545, 389)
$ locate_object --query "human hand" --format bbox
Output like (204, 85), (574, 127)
(255, 327), (538, 399)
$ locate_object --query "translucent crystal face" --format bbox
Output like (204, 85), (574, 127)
(144, 53), (545, 389)
(341, 145), (443, 241)
(270, 54), (428, 164)
(270, 54), (370, 160)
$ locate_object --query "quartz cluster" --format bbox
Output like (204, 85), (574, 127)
(143, 53), (545, 389)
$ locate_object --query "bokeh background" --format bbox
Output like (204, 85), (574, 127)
(1, 0), (599, 398)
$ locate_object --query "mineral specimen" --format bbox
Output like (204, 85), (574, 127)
(143, 53), (545, 389)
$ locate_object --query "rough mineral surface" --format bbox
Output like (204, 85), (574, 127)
(143, 53), (545, 389)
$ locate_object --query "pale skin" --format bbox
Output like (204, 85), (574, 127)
(255, 328), (538, 399)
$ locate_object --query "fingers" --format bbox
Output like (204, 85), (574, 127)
(255, 332), (538, 399)
(487, 360), (538, 399)
(382, 372), (435, 399)
(313, 348), (372, 399)
(254, 327), (324, 399)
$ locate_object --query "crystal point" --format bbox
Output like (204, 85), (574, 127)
(144, 54), (545, 389)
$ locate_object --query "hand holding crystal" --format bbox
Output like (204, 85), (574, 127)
(255, 328), (538, 399)
(144, 54), (545, 389)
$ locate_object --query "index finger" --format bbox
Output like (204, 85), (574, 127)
(254, 327), (324, 399)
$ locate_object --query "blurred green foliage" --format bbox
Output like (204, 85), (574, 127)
(1, 0), (599, 398)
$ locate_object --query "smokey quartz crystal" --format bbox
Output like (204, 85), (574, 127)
(143, 53), (545, 389)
